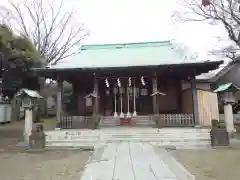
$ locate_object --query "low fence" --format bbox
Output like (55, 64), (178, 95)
(60, 114), (194, 129)
(60, 115), (101, 129)
(152, 114), (194, 127)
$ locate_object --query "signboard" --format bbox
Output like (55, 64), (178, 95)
(64, 131), (82, 140)
(46, 131), (83, 141)
(44, 130), (99, 148)
(45, 130), (99, 141)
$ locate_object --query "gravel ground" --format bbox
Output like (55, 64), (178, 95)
(0, 120), (93, 180)
(0, 150), (92, 180)
(172, 145), (240, 180)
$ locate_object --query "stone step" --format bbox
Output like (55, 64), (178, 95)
(102, 132), (209, 135)
(109, 141), (207, 144)
(100, 121), (118, 123)
(46, 141), (210, 149)
(100, 128), (210, 132)
(102, 133), (210, 137)
(44, 128), (211, 149)
(46, 142), (96, 149)
(46, 139), (210, 145)
(101, 135), (210, 140)
(101, 137), (210, 141)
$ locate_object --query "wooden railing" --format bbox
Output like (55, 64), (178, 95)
(152, 114), (194, 127)
(60, 115), (101, 129)
(60, 114), (194, 129)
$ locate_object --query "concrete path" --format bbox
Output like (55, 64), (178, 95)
(81, 142), (193, 180)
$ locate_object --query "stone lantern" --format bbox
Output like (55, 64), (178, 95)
(214, 83), (239, 135)
(15, 88), (43, 144)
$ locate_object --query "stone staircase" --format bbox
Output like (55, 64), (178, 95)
(100, 128), (210, 149)
(45, 127), (211, 149)
(99, 116), (119, 127)
(99, 116), (154, 127)
(131, 116), (154, 126)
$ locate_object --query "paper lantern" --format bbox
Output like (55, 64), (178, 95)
(105, 78), (109, 88)
(141, 76), (146, 86)
(117, 78), (121, 87)
(128, 77), (131, 87)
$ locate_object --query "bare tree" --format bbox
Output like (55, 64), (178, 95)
(173, 0), (240, 59)
(0, 0), (88, 65)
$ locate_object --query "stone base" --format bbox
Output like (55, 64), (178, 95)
(44, 128), (211, 149)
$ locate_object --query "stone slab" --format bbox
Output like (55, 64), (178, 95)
(80, 142), (193, 180)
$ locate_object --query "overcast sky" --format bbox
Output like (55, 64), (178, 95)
(0, 0), (232, 65)
(71, 0), (230, 59)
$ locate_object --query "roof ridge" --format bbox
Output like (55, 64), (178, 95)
(81, 41), (171, 50)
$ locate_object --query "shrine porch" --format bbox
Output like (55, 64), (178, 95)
(57, 76), (218, 129)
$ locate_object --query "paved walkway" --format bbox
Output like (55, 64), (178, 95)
(81, 142), (193, 180)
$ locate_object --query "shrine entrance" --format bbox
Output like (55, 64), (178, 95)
(112, 78), (152, 117)
(99, 77), (153, 118)
(116, 85), (134, 118)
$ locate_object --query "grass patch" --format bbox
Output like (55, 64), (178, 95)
(43, 117), (56, 125)
(43, 117), (56, 130)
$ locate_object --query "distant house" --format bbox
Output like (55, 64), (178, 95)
(210, 57), (240, 113)
(211, 57), (240, 89)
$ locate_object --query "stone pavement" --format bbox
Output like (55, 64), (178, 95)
(81, 142), (194, 180)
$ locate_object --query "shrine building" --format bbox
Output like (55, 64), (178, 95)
(34, 41), (223, 128)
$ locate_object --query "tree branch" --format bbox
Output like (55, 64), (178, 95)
(173, 0), (240, 56)
(0, 0), (88, 65)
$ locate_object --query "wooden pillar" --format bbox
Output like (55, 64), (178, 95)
(56, 79), (63, 127)
(93, 76), (99, 114)
(191, 76), (199, 125)
(152, 74), (158, 114)
(72, 83), (78, 115)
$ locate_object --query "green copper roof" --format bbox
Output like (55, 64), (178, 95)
(49, 41), (198, 69)
(213, 83), (240, 93)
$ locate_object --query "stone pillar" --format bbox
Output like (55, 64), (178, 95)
(190, 76), (199, 125)
(222, 92), (235, 135)
(224, 104), (235, 134)
(24, 108), (33, 143)
(93, 76), (99, 114)
(56, 79), (63, 127)
(152, 75), (158, 114)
